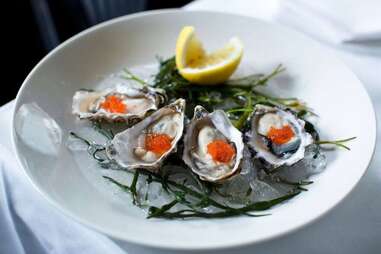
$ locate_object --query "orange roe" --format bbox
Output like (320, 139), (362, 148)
(267, 125), (295, 145)
(207, 140), (235, 163)
(145, 133), (173, 156)
(100, 95), (127, 113)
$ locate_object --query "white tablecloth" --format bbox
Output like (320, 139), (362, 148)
(1, 1), (380, 253)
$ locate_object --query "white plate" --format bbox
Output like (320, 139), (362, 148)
(12, 10), (376, 250)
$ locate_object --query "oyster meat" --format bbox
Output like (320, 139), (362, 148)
(72, 84), (165, 123)
(248, 104), (313, 168)
(106, 99), (185, 171)
(182, 106), (244, 182)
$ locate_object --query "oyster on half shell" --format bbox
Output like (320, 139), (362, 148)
(72, 84), (165, 123)
(248, 104), (313, 168)
(182, 106), (244, 182)
(106, 99), (185, 172)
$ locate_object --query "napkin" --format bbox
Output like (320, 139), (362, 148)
(187, 0), (381, 44)
(277, 0), (381, 43)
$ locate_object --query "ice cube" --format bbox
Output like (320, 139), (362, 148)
(249, 178), (281, 202)
(274, 144), (327, 182)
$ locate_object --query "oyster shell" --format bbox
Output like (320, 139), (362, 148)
(106, 99), (185, 171)
(72, 84), (165, 123)
(182, 106), (244, 182)
(248, 104), (313, 168)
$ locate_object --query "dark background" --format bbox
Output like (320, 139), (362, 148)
(3, 0), (191, 105)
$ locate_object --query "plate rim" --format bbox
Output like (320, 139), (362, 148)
(11, 9), (377, 250)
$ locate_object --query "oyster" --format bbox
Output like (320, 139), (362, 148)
(248, 104), (313, 168)
(182, 106), (244, 182)
(106, 99), (185, 171)
(72, 84), (165, 123)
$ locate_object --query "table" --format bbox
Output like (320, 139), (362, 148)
(1, 1), (380, 253)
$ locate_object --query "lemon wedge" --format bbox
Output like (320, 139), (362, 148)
(175, 26), (243, 85)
